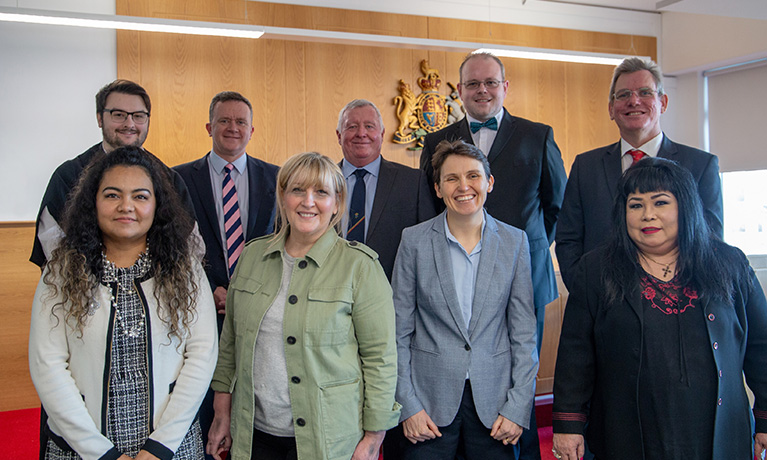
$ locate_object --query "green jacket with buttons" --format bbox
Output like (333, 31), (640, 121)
(211, 228), (401, 460)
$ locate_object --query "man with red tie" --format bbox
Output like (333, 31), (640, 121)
(556, 57), (723, 291)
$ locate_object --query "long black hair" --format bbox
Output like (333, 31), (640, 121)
(603, 157), (742, 304)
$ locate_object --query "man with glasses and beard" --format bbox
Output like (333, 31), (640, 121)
(31, 79), (196, 268)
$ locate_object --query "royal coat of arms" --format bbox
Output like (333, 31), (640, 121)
(392, 60), (465, 149)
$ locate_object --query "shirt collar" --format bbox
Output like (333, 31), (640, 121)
(620, 131), (664, 157)
(209, 150), (248, 174)
(341, 155), (382, 179)
(263, 227), (340, 268)
(442, 210), (487, 253)
(465, 109), (504, 130)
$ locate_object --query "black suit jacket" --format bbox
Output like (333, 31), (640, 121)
(343, 157), (436, 281)
(174, 153), (278, 293)
(420, 109), (567, 309)
(555, 136), (724, 290)
(31, 143), (195, 268)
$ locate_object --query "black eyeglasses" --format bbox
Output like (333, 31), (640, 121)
(104, 109), (150, 124)
(461, 80), (502, 90)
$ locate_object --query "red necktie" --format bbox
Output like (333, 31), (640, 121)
(628, 149), (646, 166)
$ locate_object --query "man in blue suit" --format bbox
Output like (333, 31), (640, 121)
(555, 57), (723, 291)
(420, 52), (567, 459)
(174, 91), (278, 458)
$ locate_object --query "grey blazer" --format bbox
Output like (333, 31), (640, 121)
(393, 211), (539, 429)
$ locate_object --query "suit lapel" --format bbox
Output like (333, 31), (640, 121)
(604, 142), (623, 202)
(367, 158), (395, 240)
(193, 155), (224, 250)
(657, 135), (678, 160)
(245, 155), (262, 240)
(467, 216), (499, 337)
(431, 219), (472, 343)
(487, 109), (516, 164)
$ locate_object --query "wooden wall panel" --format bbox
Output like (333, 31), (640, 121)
(0, 1), (656, 411)
(0, 223), (41, 411)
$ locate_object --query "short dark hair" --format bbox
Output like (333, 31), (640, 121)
(459, 52), (506, 83)
(609, 57), (664, 102)
(209, 91), (253, 122)
(95, 80), (151, 115)
(431, 139), (491, 185)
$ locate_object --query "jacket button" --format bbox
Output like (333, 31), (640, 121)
(349, 241), (358, 246)
(296, 418), (306, 426)
(464, 344), (471, 351)
(708, 313), (715, 321)
(298, 260), (308, 269)
(713, 341), (718, 350)
(718, 398), (722, 406)
(289, 295), (298, 304)
(291, 376), (301, 384)
(287, 336), (296, 345)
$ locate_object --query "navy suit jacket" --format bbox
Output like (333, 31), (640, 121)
(174, 153), (278, 293)
(420, 109), (567, 309)
(344, 157), (437, 281)
(555, 136), (723, 290)
(393, 212), (538, 428)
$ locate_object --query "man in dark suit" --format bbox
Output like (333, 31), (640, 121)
(419, 52), (567, 460)
(31, 79), (195, 268)
(174, 91), (278, 458)
(336, 99), (436, 281)
(336, 99), (435, 458)
(555, 57), (723, 291)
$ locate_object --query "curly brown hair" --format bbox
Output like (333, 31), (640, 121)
(44, 146), (199, 341)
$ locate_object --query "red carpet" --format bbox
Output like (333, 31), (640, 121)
(2, 407), (558, 459)
(1, 407), (40, 458)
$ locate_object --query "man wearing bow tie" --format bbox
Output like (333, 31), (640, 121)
(420, 52), (567, 460)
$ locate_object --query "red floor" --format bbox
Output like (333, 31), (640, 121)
(2, 406), (558, 459)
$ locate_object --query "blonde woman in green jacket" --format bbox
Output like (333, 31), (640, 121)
(207, 152), (400, 460)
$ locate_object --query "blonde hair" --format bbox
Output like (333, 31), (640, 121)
(273, 152), (347, 242)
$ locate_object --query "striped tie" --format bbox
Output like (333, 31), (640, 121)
(223, 164), (244, 277)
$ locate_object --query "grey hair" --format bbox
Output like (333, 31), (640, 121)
(336, 99), (384, 132)
(609, 57), (664, 102)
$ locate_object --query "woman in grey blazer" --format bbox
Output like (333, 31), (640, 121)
(392, 139), (539, 460)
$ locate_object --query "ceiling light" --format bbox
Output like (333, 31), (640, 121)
(475, 48), (627, 66)
(0, 7), (264, 39)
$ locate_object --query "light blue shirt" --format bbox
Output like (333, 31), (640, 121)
(207, 151), (249, 269)
(341, 156), (381, 239)
(443, 212), (486, 333)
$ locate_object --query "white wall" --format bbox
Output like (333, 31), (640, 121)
(0, 0), (115, 221)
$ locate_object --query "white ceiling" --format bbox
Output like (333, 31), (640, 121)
(529, 0), (767, 20)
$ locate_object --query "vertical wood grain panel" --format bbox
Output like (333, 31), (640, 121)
(0, 223), (41, 411)
(0, 1), (657, 411)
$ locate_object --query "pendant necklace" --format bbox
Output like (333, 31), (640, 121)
(641, 252), (677, 278)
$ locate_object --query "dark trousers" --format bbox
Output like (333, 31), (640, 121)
(201, 313), (227, 460)
(517, 306), (545, 460)
(402, 381), (519, 460)
(251, 428), (297, 460)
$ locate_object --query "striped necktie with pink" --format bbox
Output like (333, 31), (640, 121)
(223, 163), (244, 277)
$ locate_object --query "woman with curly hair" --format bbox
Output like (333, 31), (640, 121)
(29, 146), (218, 460)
